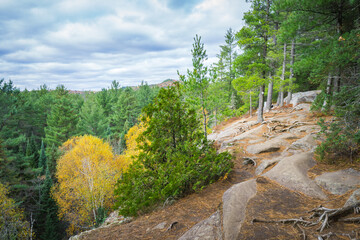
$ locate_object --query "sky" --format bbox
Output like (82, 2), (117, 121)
(0, 0), (250, 90)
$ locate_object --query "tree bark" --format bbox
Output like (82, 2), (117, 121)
(249, 91), (252, 117)
(276, 93), (281, 106)
(257, 85), (265, 123)
(322, 72), (332, 111)
(286, 40), (295, 105)
(265, 78), (273, 112)
(201, 89), (207, 139)
(280, 42), (287, 107)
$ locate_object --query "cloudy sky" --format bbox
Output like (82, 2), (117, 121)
(0, 0), (250, 90)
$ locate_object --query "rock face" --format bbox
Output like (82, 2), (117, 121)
(246, 138), (288, 154)
(264, 152), (327, 199)
(222, 179), (257, 240)
(287, 133), (317, 152)
(344, 188), (360, 207)
(255, 158), (281, 175)
(286, 90), (321, 106)
(208, 120), (256, 142)
(315, 168), (360, 195)
(178, 211), (222, 240)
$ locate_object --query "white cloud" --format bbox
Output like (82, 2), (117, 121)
(0, 0), (250, 90)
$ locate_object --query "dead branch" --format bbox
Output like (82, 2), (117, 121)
(167, 221), (178, 231)
(316, 232), (353, 240)
(295, 223), (307, 240)
(339, 217), (360, 223)
(243, 157), (257, 166)
(252, 218), (314, 226)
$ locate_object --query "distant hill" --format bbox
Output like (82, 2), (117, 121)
(68, 79), (178, 94)
(150, 79), (178, 88)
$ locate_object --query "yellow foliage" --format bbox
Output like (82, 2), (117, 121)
(0, 183), (32, 239)
(115, 120), (147, 171)
(52, 135), (123, 234)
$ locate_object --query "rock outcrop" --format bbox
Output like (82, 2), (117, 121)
(222, 179), (257, 240)
(286, 90), (321, 106)
(179, 97), (359, 240)
(178, 211), (222, 240)
(246, 138), (288, 154)
(315, 168), (360, 195)
(264, 152), (327, 200)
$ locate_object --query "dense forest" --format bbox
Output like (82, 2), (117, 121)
(1, 0), (359, 239)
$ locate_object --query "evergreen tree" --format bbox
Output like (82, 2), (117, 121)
(45, 144), (60, 178)
(38, 140), (47, 175)
(114, 84), (232, 216)
(234, 0), (273, 122)
(207, 65), (231, 126)
(77, 93), (109, 139)
(37, 164), (61, 240)
(181, 34), (210, 138)
(137, 81), (158, 110)
(45, 86), (79, 147)
(110, 87), (139, 153)
(219, 28), (239, 107)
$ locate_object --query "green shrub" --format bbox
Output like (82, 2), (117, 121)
(114, 84), (233, 216)
(316, 85), (360, 163)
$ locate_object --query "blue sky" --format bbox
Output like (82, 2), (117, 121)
(0, 0), (250, 90)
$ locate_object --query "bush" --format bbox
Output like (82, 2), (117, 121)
(114, 84), (233, 216)
(316, 85), (360, 163)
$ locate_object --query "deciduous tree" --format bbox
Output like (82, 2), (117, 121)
(52, 135), (123, 234)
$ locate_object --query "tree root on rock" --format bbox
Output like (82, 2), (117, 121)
(242, 157), (257, 166)
(252, 201), (360, 239)
(263, 121), (309, 138)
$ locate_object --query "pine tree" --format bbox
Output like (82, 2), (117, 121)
(219, 28), (238, 106)
(137, 81), (155, 110)
(114, 84), (232, 216)
(181, 34), (210, 138)
(45, 86), (79, 147)
(37, 164), (61, 240)
(77, 93), (108, 139)
(234, 0), (273, 122)
(38, 140), (47, 175)
(110, 87), (139, 153)
(45, 144), (60, 177)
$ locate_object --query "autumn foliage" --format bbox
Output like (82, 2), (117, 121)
(0, 183), (32, 239)
(114, 120), (147, 171)
(52, 135), (122, 234)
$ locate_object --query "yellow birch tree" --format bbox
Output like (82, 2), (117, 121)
(52, 135), (121, 234)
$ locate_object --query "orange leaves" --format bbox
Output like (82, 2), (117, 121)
(52, 135), (121, 234)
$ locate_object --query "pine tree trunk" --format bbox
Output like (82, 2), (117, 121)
(201, 89), (207, 139)
(249, 91), (252, 117)
(286, 40), (295, 105)
(265, 79), (273, 112)
(280, 42), (287, 107)
(276, 93), (281, 106)
(322, 73), (332, 111)
(257, 85), (265, 123)
(333, 67), (341, 94)
(214, 108), (218, 126)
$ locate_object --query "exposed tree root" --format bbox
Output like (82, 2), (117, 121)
(242, 157), (257, 166)
(316, 231), (358, 240)
(263, 121), (310, 138)
(252, 217), (315, 227)
(252, 201), (360, 237)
